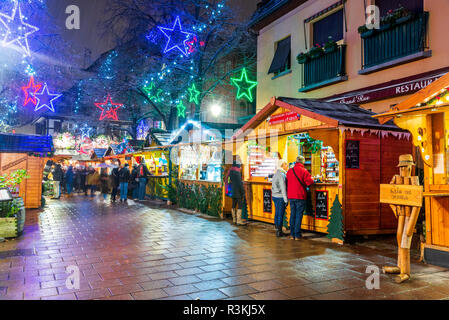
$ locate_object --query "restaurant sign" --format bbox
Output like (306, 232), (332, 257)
(268, 111), (300, 125)
(326, 73), (446, 105)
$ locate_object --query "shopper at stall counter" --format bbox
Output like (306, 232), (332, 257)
(137, 158), (150, 201)
(272, 159), (289, 237)
(110, 161), (121, 203)
(119, 163), (130, 202)
(286, 156), (314, 240)
(228, 157), (247, 226)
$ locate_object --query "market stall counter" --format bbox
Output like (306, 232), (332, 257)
(231, 97), (413, 240)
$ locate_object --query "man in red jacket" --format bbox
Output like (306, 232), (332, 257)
(287, 156), (314, 240)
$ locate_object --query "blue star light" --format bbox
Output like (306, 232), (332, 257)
(34, 83), (62, 113)
(137, 120), (149, 140)
(157, 16), (195, 57)
(81, 126), (92, 139)
(0, 1), (39, 56)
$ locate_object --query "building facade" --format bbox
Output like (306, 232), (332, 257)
(251, 0), (449, 114)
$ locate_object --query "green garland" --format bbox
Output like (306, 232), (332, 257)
(176, 181), (222, 217)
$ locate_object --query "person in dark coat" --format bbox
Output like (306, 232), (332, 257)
(100, 168), (110, 200)
(51, 164), (63, 199)
(129, 164), (139, 199)
(80, 166), (87, 195)
(137, 159), (150, 201)
(228, 157), (246, 226)
(65, 165), (74, 197)
(110, 161), (121, 202)
(119, 163), (130, 202)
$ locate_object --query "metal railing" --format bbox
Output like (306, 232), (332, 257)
(301, 44), (346, 89)
(361, 12), (429, 69)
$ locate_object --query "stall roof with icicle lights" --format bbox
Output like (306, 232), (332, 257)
(167, 120), (221, 146)
(232, 97), (406, 141)
(374, 71), (449, 167)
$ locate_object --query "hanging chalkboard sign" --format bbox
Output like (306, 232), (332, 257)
(345, 140), (360, 169)
(315, 190), (329, 220)
(263, 189), (272, 213)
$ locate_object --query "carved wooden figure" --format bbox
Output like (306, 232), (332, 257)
(383, 154), (422, 283)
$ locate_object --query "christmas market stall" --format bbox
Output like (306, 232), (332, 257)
(374, 72), (449, 268)
(137, 130), (173, 200)
(0, 133), (54, 209)
(153, 120), (226, 217)
(231, 97), (413, 241)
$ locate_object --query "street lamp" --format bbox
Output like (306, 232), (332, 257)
(210, 103), (222, 117)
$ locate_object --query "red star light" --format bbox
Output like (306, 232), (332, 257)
(22, 76), (41, 106)
(95, 94), (123, 121)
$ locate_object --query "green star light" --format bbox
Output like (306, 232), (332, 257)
(143, 82), (163, 102)
(230, 68), (257, 102)
(176, 100), (186, 118)
(188, 83), (201, 105)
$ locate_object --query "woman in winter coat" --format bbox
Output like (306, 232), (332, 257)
(228, 157), (247, 226)
(272, 159), (289, 237)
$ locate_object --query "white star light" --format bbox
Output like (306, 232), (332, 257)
(0, 1), (39, 56)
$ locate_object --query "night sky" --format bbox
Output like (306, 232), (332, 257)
(46, 0), (260, 68)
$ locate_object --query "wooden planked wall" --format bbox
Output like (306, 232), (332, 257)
(0, 153), (44, 209)
(344, 131), (412, 235)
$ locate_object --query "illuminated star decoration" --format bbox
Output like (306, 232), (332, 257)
(22, 76), (41, 106)
(80, 126), (92, 139)
(230, 68), (258, 102)
(137, 120), (149, 140)
(143, 82), (163, 102)
(176, 100), (186, 118)
(0, 1), (39, 56)
(188, 83), (201, 105)
(95, 94), (123, 121)
(33, 83), (62, 113)
(157, 16), (195, 57)
(186, 36), (205, 54)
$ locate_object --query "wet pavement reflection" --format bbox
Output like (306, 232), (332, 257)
(0, 195), (448, 300)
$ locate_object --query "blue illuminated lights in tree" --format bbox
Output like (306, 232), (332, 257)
(80, 125), (92, 139)
(0, 1), (39, 57)
(157, 16), (196, 57)
(137, 120), (149, 140)
(33, 83), (62, 113)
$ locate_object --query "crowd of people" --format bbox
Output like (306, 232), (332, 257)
(49, 159), (151, 203)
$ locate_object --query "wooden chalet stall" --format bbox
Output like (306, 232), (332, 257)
(137, 130), (173, 200)
(0, 133), (54, 209)
(375, 73), (449, 268)
(231, 97), (413, 237)
(146, 121), (227, 217)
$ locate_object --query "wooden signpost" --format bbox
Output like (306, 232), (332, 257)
(379, 154), (423, 283)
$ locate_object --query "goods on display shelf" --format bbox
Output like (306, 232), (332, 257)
(248, 144), (277, 179)
(179, 145), (199, 180)
(179, 143), (223, 182)
(145, 152), (169, 176)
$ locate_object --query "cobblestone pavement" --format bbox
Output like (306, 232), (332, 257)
(1, 195), (449, 300)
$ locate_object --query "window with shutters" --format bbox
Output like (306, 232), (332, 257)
(312, 9), (343, 47)
(268, 36), (291, 76)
